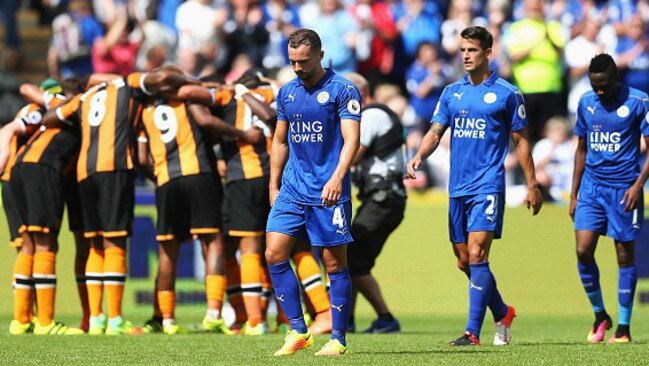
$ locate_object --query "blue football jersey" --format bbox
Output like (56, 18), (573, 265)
(432, 72), (527, 197)
(574, 85), (649, 187)
(276, 69), (362, 205)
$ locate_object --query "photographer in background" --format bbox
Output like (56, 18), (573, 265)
(345, 72), (406, 333)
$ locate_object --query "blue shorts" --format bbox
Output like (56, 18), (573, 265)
(574, 177), (643, 242)
(266, 194), (353, 247)
(448, 193), (505, 243)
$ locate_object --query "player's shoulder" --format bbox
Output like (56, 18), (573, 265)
(326, 73), (360, 95)
(577, 90), (598, 106)
(278, 79), (299, 97)
(493, 77), (523, 98)
(626, 85), (649, 103)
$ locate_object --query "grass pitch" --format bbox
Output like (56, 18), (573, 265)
(0, 192), (648, 364)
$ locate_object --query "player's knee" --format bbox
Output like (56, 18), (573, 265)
(575, 245), (595, 263)
(468, 248), (486, 263)
(265, 247), (286, 265)
(616, 251), (634, 268)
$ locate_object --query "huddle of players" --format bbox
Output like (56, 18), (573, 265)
(2, 67), (334, 336)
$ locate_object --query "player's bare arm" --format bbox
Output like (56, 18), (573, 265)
(143, 69), (200, 94)
(321, 118), (360, 207)
(0, 120), (24, 172)
(19, 83), (44, 105)
(269, 120), (289, 207)
(512, 127), (543, 215)
(407, 122), (447, 179)
(87, 73), (121, 88)
(241, 91), (277, 130)
(621, 135), (649, 211)
(187, 104), (263, 144)
(175, 85), (214, 105)
(570, 137), (587, 221)
(137, 139), (156, 182)
(351, 145), (368, 166)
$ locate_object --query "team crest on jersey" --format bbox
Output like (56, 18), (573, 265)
(317, 91), (329, 104)
(617, 105), (630, 118)
(348, 99), (361, 115)
(483, 92), (497, 104)
(518, 105), (527, 119)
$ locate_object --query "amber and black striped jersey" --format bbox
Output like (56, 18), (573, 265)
(55, 73), (150, 182)
(140, 99), (216, 186)
(14, 96), (80, 172)
(1, 103), (43, 181)
(211, 86), (275, 182)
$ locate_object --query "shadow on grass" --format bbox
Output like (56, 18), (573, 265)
(354, 349), (497, 355)
(514, 340), (647, 346)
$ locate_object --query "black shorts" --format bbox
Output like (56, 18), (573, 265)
(79, 171), (135, 238)
(348, 198), (406, 277)
(226, 176), (270, 237)
(156, 173), (222, 242)
(2, 180), (23, 246)
(9, 163), (65, 235)
(63, 171), (83, 232)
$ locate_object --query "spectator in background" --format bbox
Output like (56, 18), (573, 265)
(175, 0), (227, 75)
(441, 0), (487, 61)
(91, 10), (142, 75)
(2, 0), (22, 71)
(485, 0), (512, 80)
(350, 0), (399, 88)
(310, 0), (360, 75)
(608, 0), (649, 37)
(135, 2), (177, 71)
(222, 0), (270, 71)
(616, 14), (649, 94)
(565, 16), (617, 119)
(405, 41), (453, 139)
(505, 0), (566, 143)
(532, 116), (575, 202)
(261, 0), (301, 70)
(396, 0), (443, 62)
(47, 0), (104, 78)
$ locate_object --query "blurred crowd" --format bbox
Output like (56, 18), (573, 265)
(3, 0), (649, 202)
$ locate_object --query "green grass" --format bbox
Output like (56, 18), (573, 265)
(0, 193), (648, 364)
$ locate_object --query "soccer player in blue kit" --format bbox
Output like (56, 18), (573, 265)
(570, 54), (649, 344)
(265, 29), (362, 356)
(407, 26), (543, 346)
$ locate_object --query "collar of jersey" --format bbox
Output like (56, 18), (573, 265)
(294, 68), (334, 89)
(461, 71), (498, 87)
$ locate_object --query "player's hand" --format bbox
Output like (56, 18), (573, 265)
(621, 183), (642, 212)
(526, 185), (543, 215)
(243, 127), (264, 145)
(269, 186), (280, 207)
(321, 176), (343, 207)
(569, 197), (577, 222)
(406, 156), (422, 179)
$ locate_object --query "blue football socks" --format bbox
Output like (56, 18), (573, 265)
(268, 261), (307, 334)
(466, 262), (493, 338)
(618, 266), (637, 326)
(578, 261), (605, 313)
(328, 268), (352, 346)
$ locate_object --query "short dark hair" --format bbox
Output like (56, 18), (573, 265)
(287, 29), (322, 51)
(236, 67), (268, 88)
(200, 72), (225, 85)
(589, 53), (617, 75)
(62, 77), (86, 95)
(460, 26), (493, 51)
